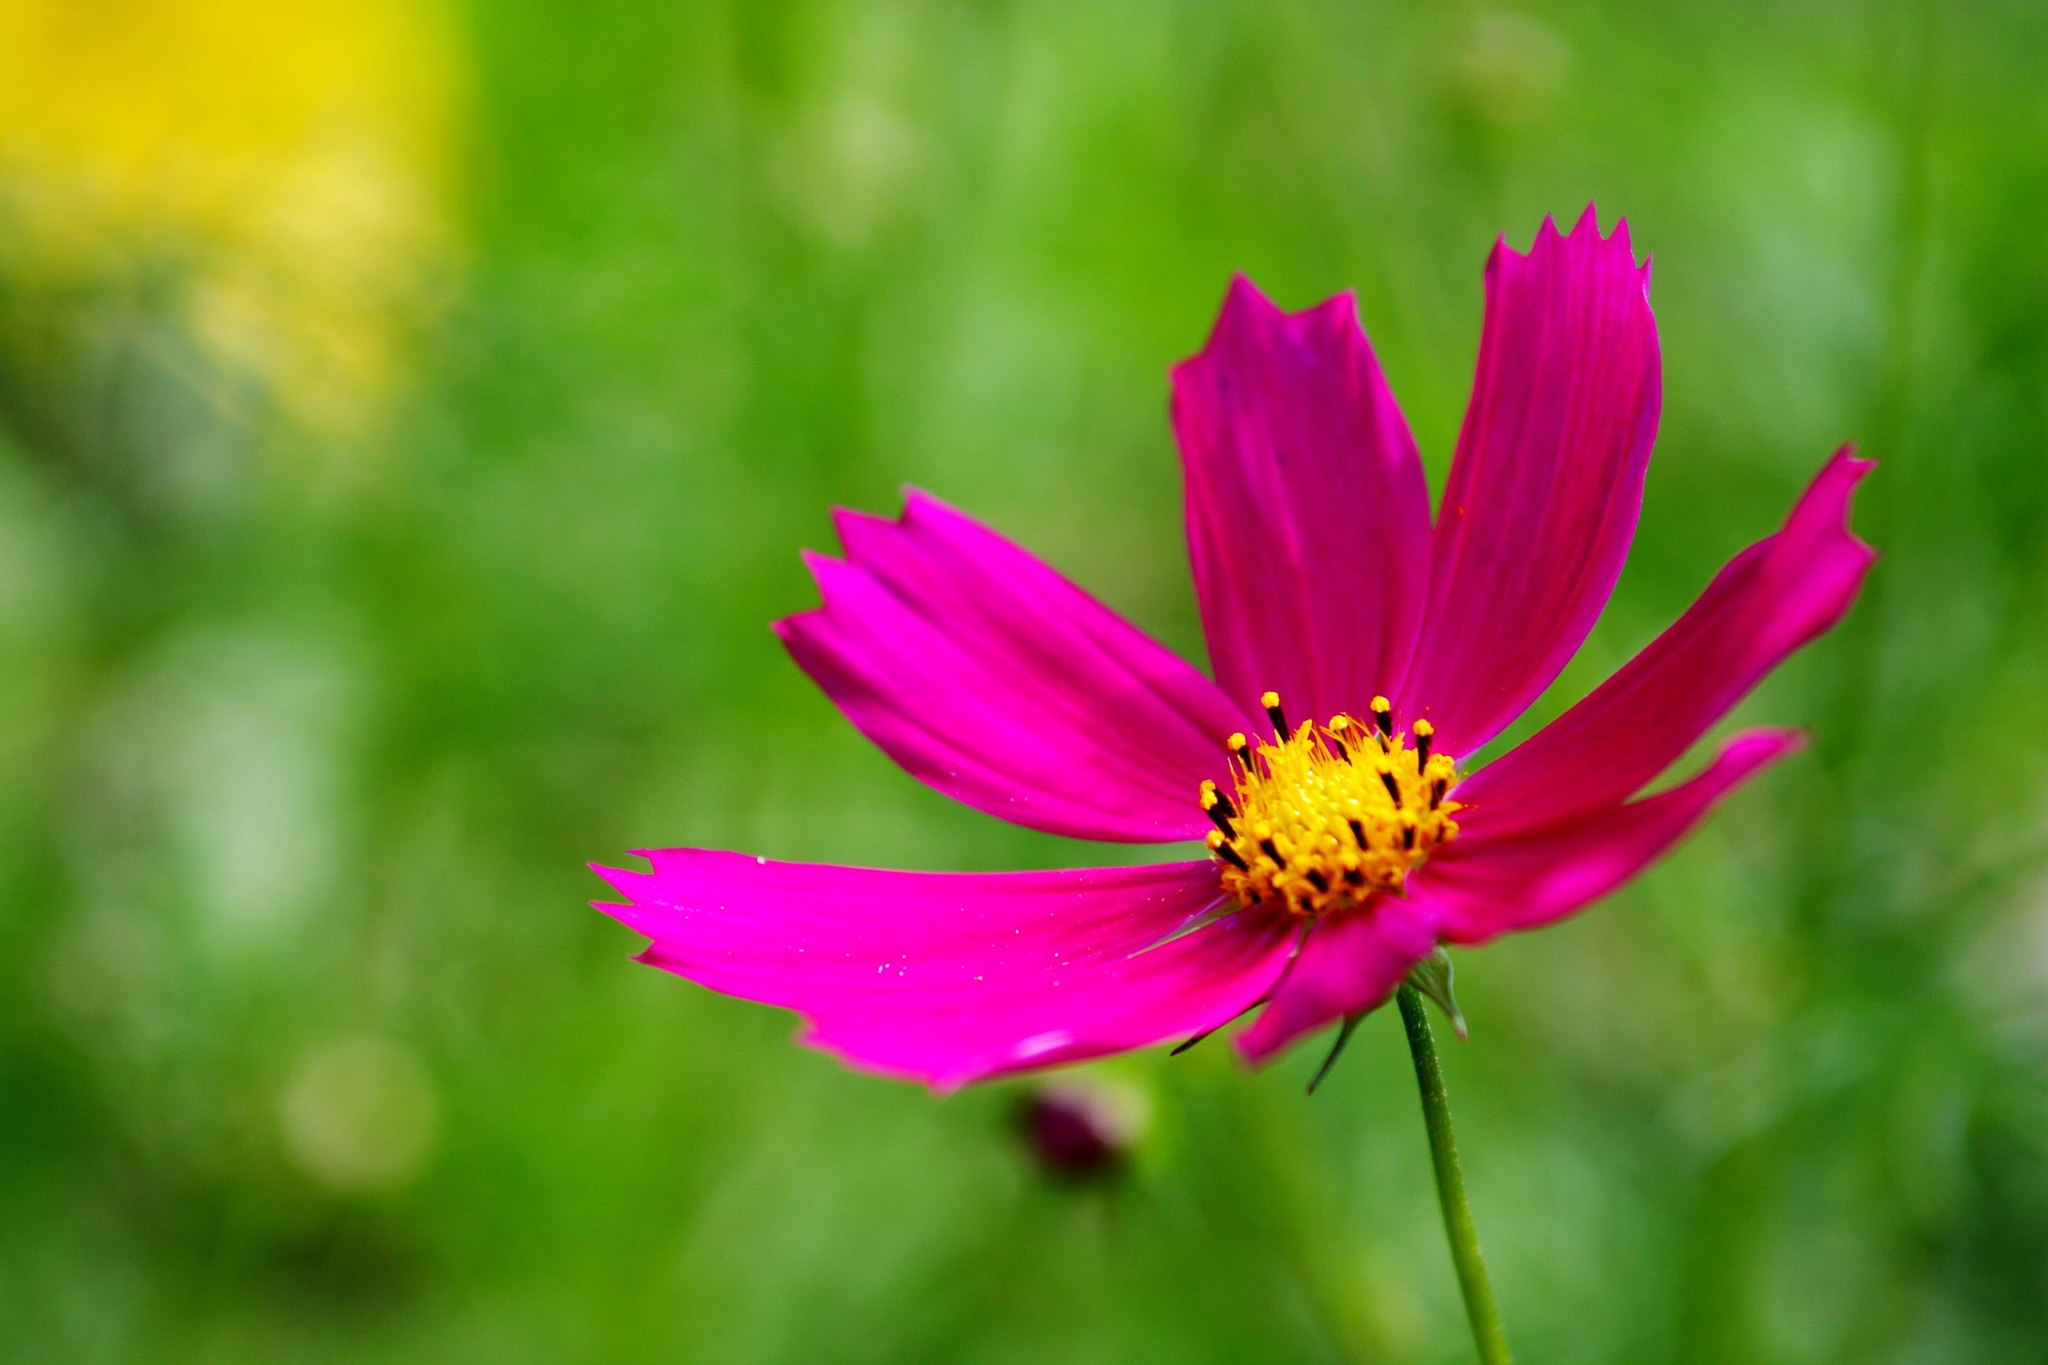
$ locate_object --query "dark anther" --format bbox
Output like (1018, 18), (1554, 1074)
(1201, 787), (1238, 839)
(1415, 730), (1434, 770)
(1379, 770), (1403, 804)
(1343, 865), (1365, 887)
(1327, 735), (1350, 763)
(1371, 699), (1394, 737)
(1259, 836), (1284, 866)
(1347, 817), (1369, 849)
(1214, 841), (1251, 872)
(1304, 869), (1330, 892)
(1430, 778), (1447, 810)
(1402, 820), (1417, 850)
(1261, 691), (1288, 737)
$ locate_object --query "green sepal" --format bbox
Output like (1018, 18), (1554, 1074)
(1305, 1012), (1364, 1095)
(1404, 945), (1468, 1041)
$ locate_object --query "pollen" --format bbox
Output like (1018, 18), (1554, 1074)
(1204, 693), (1462, 917)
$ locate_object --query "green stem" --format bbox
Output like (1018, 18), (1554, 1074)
(1397, 983), (1512, 1365)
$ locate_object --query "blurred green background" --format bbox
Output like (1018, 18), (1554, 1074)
(2, 1), (2045, 1361)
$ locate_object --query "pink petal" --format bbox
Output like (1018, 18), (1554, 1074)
(1455, 451), (1873, 837)
(777, 491), (1249, 843)
(1233, 894), (1441, 1063)
(1171, 276), (1433, 728)
(594, 853), (1296, 1090)
(1399, 207), (1662, 756)
(1421, 728), (1803, 946)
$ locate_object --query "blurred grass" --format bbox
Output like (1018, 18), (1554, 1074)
(2, 1), (2047, 1361)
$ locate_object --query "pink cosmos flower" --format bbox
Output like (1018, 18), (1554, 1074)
(595, 208), (1874, 1091)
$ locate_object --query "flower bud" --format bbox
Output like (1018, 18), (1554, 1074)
(1017, 1078), (1149, 1180)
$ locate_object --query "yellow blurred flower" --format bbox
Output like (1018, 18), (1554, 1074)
(0, 0), (460, 438)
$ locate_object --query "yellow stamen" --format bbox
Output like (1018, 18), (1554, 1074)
(1203, 693), (1461, 917)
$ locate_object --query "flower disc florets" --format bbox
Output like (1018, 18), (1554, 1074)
(1202, 693), (1462, 917)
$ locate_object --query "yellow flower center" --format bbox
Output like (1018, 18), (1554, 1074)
(1202, 692), (1463, 917)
